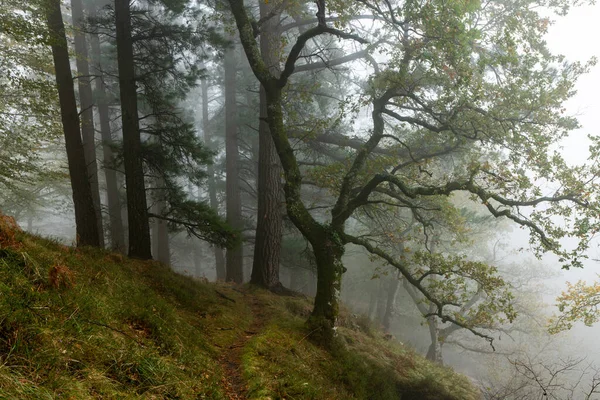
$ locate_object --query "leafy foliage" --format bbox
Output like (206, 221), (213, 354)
(549, 279), (600, 333)
(0, 0), (63, 200)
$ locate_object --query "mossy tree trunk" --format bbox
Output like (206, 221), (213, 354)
(308, 228), (345, 343)
(227, 0), (370, 344)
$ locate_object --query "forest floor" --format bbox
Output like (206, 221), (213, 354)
(219, 291), (266, 400)
(0, 213), (481, 400)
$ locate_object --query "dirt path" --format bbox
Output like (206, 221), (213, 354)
(219, 293), (267, 400)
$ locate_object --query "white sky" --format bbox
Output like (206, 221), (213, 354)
(546, 3), (600, 165)
(540, 2), (600, 360)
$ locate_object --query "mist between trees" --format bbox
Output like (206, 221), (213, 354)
(4, 0), (600, 397)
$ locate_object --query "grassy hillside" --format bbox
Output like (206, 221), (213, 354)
(0, 214), (480, 399)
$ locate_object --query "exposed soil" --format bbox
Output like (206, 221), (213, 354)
(219, 291), (268, 400)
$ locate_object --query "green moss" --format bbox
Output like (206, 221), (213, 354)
(241, 291), (480, 400)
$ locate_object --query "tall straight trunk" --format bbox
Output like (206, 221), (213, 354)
(70, 0), (104, 247)
(200, 76), (225, 280)
(382, 275), (400, 332)
(151, 208), (170, 265)
(152, 179), (170, 266)
(375, 279), (387, 325)
(46, 0), (100, 247)
(250, 0), (283, 290)
(224, 42), (243, 283)
(114, 0), (152, 259)
(367, 287), (377, 319)
(88, 3), (126, 253)
(194, 241), (203, 277)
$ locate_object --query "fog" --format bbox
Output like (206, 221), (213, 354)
(5, 0), (600, 398)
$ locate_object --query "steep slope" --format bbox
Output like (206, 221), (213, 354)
(0, 214), (480, 399)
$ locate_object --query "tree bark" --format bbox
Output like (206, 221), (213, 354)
(194, 241), (203, 277)
(375, 279), (387, 325)
(426, 312), (444, 364)
(250, 0), (284, 290)
(308, 229), (345, 344)
(151, 179), (170, 266)
(114, 0), (152, 259)
(88, 3), (126, 253)
(367, 287), (377, 319)
(152, 211), (170, 266)
(383, 276), (400, 333)
(227, 0), (353, 343)
(382, 274), (400, 332)
(45, 0), (100, 247)
(200, 75), (226, 280)
(70, 0), (104, 247)
(224, 40), (243, 283)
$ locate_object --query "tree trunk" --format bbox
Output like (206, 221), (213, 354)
(224, 41), (243, 283)
(382, 275), (400, 332)
(375, 279), (387, 325)
(200, 75), (225, 280)
(307, 229), (345, 345)
(45, 0), (100, 247)
(152, 180), (170, 266)
(426, 311), (443, 364)
(114, 0), (152, 259)
(88, 3), (126, 253)
(70, 0), (104, 248)
(194, 241), (203, 277)
(227, 0), (350, 343)
(152, 212), (170, 266)
(250, 0), (284, 290)
(367, 286), (377, 319)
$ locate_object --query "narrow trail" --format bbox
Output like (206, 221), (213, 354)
(219, 292), (267, 400)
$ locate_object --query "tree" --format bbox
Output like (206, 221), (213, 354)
(227, 0), (598, 345)
(0, 1), (63, 207)
(224, 37), (244, 283)
(45, 0), (100, 247)
(114, 0), (152, 259)
(250, 0), (284, 291)
(200, 72), (226, 279)
(550, 279), (600, 333)
(70, 0), (104, 247)
(87, 0), (126, 252)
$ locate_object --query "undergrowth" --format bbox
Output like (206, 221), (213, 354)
(0, 216), (250, 399)
(0, 214), (480, 399)
(240, 290), (480, 400)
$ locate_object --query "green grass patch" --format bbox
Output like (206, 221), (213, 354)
(0, 229), (250, 399)
(241, 291), (480, 400)
(0, 220), (479, 399)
